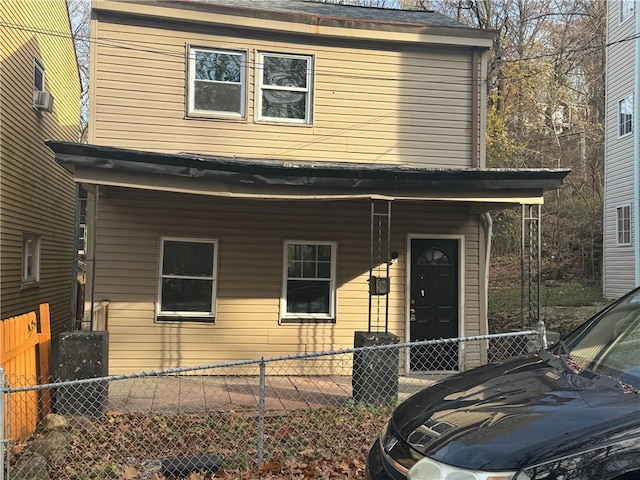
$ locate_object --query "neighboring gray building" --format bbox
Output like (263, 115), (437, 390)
(604, 0), (639, 298)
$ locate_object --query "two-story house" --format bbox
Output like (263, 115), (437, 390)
(604, 0), (639, 298)
(48, 0), (568, 374)
(0, 0), (81, 339)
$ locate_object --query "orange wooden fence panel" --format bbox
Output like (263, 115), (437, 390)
(1, 304), (51, 441)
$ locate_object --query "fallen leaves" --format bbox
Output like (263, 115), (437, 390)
(12, 404), (389, 480)
(216, 455), (366, 479)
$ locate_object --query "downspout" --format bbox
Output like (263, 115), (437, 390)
(89, 185), (99, 331)
(70, 184), (81, 330)
(481, 212), (493, 332)
(635, 8), (640, 286)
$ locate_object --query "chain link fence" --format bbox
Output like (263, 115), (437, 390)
(1, 331), (542, 480)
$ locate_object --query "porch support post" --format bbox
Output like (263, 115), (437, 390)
(521, 204), (541, 328)
(368, 199), (392, 333)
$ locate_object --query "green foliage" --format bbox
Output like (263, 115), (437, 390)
(486, 101), (527, 168)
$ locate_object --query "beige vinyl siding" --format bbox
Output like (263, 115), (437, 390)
(91, 190), (482, 373)
(0, 0), (81, 336)
(604, 1), (636, 298)
(90, 13), (474, 168)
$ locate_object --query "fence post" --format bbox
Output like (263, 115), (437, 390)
(1, 367), (5, 480)
(536, 320), (548, 350)
(257, 359), (265, 467)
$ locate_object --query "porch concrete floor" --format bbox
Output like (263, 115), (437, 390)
(106, 375), (444, 414)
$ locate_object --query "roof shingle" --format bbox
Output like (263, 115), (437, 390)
(186, 0), (469, 28)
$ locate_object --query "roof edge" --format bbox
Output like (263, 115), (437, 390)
(93, 0), (496, 47)
(47, 141), (570, 194)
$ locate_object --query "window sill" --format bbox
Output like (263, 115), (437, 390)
(185, 112), (247, 122)
(21, 280), (40, 290)
(620, 15), (635, 25)
(156, 316), (215, 324)
(280, 317), (335, 324)
(255, 118), (313, 127)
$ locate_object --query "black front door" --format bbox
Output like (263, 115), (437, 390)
(410, 238), (459, 371)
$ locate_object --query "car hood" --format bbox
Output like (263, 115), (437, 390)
(392, 352), (640, 470)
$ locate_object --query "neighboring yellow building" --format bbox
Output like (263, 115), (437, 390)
(49, 0), (568, 374)
(0, 0), (81, 338)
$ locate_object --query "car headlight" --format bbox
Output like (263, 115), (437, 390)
(407, 456), (522, 480)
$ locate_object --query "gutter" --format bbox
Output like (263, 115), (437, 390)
(46, 141), (570, 192)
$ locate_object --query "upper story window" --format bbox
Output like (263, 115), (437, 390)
(616, 205), (632, 245)
(22, 233), (41, 286)
(33, 59), (45, 93)
(33, 58), (54, 112)
(619, 94), (633, 137)
(187, 47), (246, 118)
(257, 53), (313, 124)
(157, 237), (218, 322)
(281, 241), (336, 323)
(621, 0), (634, 22)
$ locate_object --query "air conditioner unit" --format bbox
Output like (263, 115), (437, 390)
(33, 91), (54, 112)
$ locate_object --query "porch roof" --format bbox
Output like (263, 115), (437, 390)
(47, 141), (570, 205)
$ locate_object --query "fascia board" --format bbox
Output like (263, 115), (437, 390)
(72, 166), (544, 205)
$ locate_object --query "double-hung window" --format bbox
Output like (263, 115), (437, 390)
(282, 241), (336, 323)
(616, 205), (632, 245)
(187, 47), (246, 118)
(157, 237), (218, 322)
(621, 0), (634, 23)
(257, 53), (313, 124)
(33, 59), (45, 93)
(22, 233), (41, 286)
(619, 94), (633, 137)
(32, 59), (53, 112)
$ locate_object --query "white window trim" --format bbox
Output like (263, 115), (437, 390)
(186, 46), (247, 119)
(620, 0), (635, 23)
(616, 205), (632, 246)
(280, 240), (336, 323)
(156, 236), (218, 322)
(618, 93), (633, 138)
(256, 52), (314, 125)
(22, 233), (41, 286)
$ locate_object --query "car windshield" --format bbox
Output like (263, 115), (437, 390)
(562, 289), (640, 390)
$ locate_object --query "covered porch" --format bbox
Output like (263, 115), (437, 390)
(47, 141), (569, 373)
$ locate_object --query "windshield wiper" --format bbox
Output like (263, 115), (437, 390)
(555, 339), (569, 355)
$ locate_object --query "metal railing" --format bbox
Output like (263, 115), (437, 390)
(1, 331), (542, 479)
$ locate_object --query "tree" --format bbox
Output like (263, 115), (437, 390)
(67, 0), (91, 141)
(404, 0), (606, 283)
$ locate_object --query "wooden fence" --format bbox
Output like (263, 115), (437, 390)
(1, 304), (51, 441)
